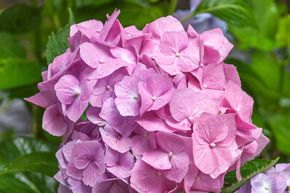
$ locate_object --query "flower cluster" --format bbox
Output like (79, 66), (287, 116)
(27, 10), (269, 193)
(236, 163), (290, 193)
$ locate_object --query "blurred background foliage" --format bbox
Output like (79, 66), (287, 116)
(0, 0), (289, 192)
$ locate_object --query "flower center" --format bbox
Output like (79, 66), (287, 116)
(132, 95), (139, 101)
(106, 85), (113, 91)
(98, 58), (104, 64)
(151, 96), (157, 101)
(168, 152), (173, 159)
(210, 143), (216, 148)
(74, 87), (81, 95)
(175, 52), (181, 58)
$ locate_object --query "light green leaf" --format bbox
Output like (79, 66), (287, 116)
(190, 0), (256, 27)
(0, 4), (41, 34)
(0, 32), (26, 58)
(75, 0), (112, 8)
(230, 27), (278, 51)
(269, 115), (290, 155)
(226, 58), (281, 103)
(0, 137), (58, 193)
(249, 0), (279, 38)
(0, 59), (41, 89)
(44, 25), (69, 64)
(230, 0), (280, 51)
(76, 1), (167, 29)
(0, 173), (57, 193)
(276, 15), (290, 47)
(0, 137), (57, 167)
(0, 153), (58, 177)
(222, 158), (279, 193)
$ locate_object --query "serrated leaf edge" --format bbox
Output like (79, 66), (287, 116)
(221, 157), (280, 193)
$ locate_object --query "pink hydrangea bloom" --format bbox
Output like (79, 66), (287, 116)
(27, 10), (269, 193)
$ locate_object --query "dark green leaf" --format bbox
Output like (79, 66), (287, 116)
(0, 4), (41, 34)
(0, 136), (57, 166)
(1, 152), (58, 177)
(249, 0), (279, 38)
(229, 0), (280, 50)
(222, 157), (279, 193)
(276, 15), (290, 47)
(0, 173), (57, 193)
(0, 59), (41, 89)
(44, 25), (69, 64)
(269, 115), (290, 155)
(226, 58), (281, 104)
(75, 0), (112, 8)
(75, 1), (167, 29)
(230, 27), (278, 51)
(0, 32), (26, 58)
(192, 0), (256, 27)
(0, 137), (58, 193)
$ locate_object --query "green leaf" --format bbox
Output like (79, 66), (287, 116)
(0, 137), (58, 193)
(222, 157), (279, 193)
(44, 24), (69, 64)
(269, 115), (290, 155)
(192, 0), (256, 27)
(230, 27), (278, 51)
(0, 137), (57, 167)
(0, 59), (41, 89)
(0, 152), (57, 177)
(75, 1), (167, 29)
(229, 0), (280, 51)
(226, 58), (281, 104)
(0, 32), (26, 58)
(0, 173), (57, 193)
(0, 4), (41, 34)
(249, 0), (279, 38)
(75, 0), (112, 8)
(276, 15), (290, 47)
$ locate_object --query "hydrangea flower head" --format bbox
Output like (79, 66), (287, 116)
(27, 10), (269, 193)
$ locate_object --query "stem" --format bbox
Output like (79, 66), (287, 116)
(168, 0), (178, 15)
(31, 105), (44, 139)
(180, 13), (195, 23)
(278, 64), (285, 93)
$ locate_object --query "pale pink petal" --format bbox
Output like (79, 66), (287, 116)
(55, 75), (80, 105)
(142, 150), (172, 170)
(42, 104), (67, 136)
(100, 127), (132, 153)
(200, 28), (233, 64)
(165, 152), (189, 183)
(224, 81), (254, 122)
(114, 76), (140, 116)
(170, 88), (219, 122)
(137, 112), (175, 132)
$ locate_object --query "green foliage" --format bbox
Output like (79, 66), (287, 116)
(222, 158), (279, 193)
(193, 0), (255, 27)
(0, 4), (41, 34)
(229, 0), (280, 51)
(75, 1), (167, 29)
(44, 25), (70, 64)
(0, 0), (289, 191)
(276, 15), (290, 47)
(0, 59), (41, 89)
(0, 173), (57, 193)
(0, 32), (26, 58)
(0, 137), (58, 193)
(75, 0), (112, 8)
(269, 115), (290, 155)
